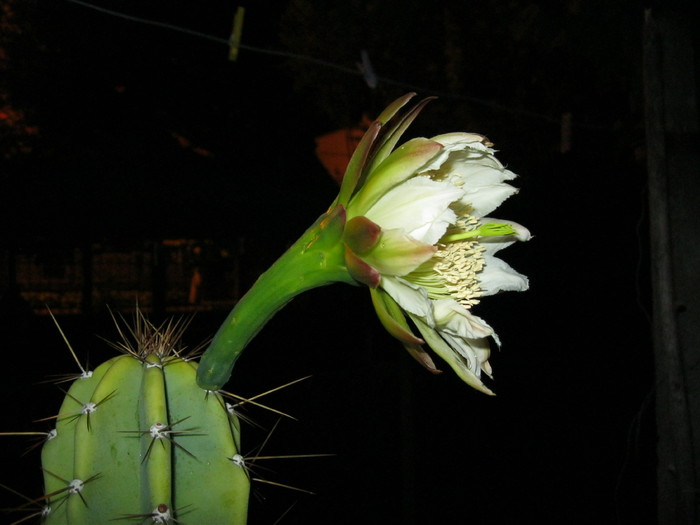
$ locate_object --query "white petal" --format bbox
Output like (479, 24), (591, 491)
(479, 255), (529, 296)
(431, 132), (492, 148)
(419, 132), (509, 174)
(441, 332), (479, 373)
(440, 331), (494, 374)
(380, 276), (435, 326)
(461, 336), (494, 378)
(418, 140), (473, 172)
(462, 183), (519, 218)
(410, 313), (495, 395)
(433, 299), (494, 340)
(451, 162), (516, 186)
(432, 302), (497, 379)
(472, 343), (493, 370)
(419, 140), (519, 217)
(365, 176), (463, 245)
(430, 140), (513, 175)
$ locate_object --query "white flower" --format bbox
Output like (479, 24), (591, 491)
(341, 109), (530, 394)
(197, 93), (531, 394)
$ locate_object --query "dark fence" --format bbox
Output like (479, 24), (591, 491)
(1, 239), (245, 315)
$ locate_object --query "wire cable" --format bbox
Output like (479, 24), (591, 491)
(64, 0), (566, 124)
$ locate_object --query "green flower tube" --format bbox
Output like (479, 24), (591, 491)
(196, 204), (356, 391)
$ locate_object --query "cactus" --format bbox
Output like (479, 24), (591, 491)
(38, 313), (250, 524)
(3, 92), (530, 523)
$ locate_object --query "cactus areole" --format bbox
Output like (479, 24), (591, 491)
(40, 315), (250, 524)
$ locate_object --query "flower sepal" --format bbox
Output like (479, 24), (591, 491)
(350, 137), (443, 216)
(370, 288), (440, 374)
(343, 216), (382, 255)
(345, 246), (381, 288)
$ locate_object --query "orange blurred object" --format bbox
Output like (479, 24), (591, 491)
(314, 115), (371, 184)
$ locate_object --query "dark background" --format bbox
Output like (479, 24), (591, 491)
(1, 0), (662, 523)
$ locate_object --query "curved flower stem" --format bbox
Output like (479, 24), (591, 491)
(196, 205), (356, 391)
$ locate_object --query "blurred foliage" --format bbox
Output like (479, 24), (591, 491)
(0, 0), (41, 159)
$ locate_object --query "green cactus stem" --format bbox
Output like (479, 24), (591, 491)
(40, 314), (250, 524)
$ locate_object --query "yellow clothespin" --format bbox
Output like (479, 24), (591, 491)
(228, 6), (245, 61)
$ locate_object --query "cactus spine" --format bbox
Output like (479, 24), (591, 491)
(40, 315), (250, 523)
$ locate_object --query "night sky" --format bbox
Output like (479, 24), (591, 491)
(1, 1), (657, 524)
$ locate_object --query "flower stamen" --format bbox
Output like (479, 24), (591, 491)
(404, 236), (485, 309)
(433, 240), (485, 307)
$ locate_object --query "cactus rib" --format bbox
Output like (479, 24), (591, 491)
(39, 312), (250, 524)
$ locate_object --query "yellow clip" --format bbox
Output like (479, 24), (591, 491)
(228, 6), (245, 61)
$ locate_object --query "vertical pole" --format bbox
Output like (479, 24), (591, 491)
(644, 8), (699, 524)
